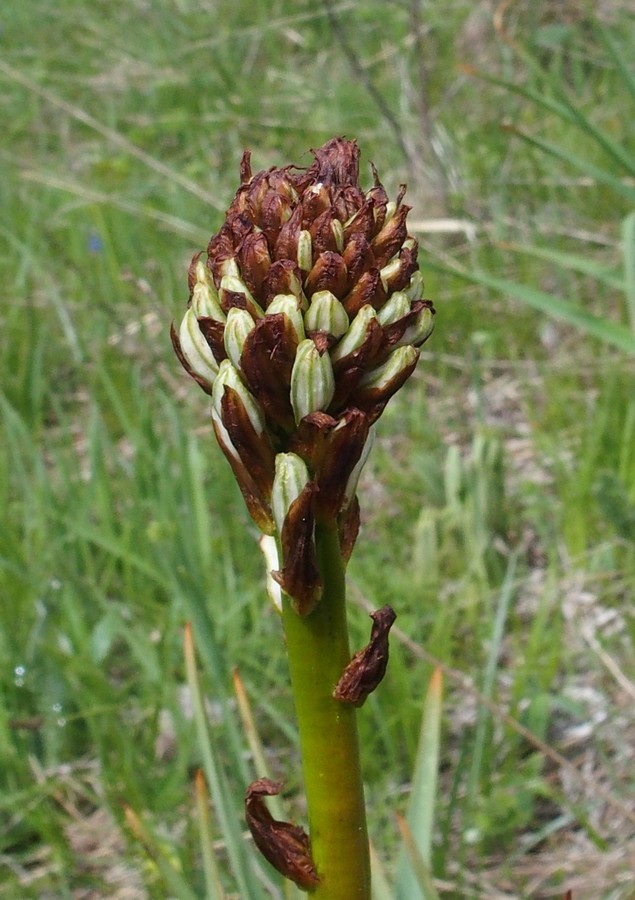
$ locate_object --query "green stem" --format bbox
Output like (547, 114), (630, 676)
(281, 522), (370, 898)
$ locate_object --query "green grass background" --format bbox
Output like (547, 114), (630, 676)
(1, 0), (634, 897)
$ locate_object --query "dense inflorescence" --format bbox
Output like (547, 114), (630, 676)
(172, 138), (434, 613)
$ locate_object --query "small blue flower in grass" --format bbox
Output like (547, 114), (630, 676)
(88, 232), (103, 254)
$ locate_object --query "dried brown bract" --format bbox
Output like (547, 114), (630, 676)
(333, 605), (397, 706)
(245, 778), (320, 889)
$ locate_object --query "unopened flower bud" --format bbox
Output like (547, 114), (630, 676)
(397, 301), (435, 347)
(304, 251), (348, 298)
(272, 453), (310, 534)
(379, 257), (403, 292)
(213, 358), (265, 436)
(297, 230), (313, 272)
(377, 291), (410, 327)
(194, 258), (206, 280)
(304, 290), (349, 339)
(383, 200), (397, 222)
(220, 274), (264, 319)
(405, 270), (424, 302)
(330, 305), (377, 364)
(178, 307), (219, 388)
(224, 307), (256, 370)
(357, 344), (419, 393)
(331, 218), (344, 252)
(219, 257), (241, 279)
(290, 339), (336, 424)
(263, 260), (306, 306)
(267, 294), (306, 342)
(371, 203), (409, 267)
(191, 281), (226, 321)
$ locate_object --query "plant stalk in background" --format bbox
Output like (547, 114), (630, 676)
(172, 138), (434, 896)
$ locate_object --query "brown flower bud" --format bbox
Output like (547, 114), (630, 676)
(261, 259), (304, 306)
(304, 250), (348, 299)
(371, 202), (411, 267)
(237, 229), (272, 296)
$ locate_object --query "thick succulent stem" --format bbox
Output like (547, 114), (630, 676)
(281, 522), (371, 898)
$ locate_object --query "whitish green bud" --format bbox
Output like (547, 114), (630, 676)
(330, 305), (377, 364)
(343, 424), (375, 508)
(384, 200), (397, 221)
(219, 257), (240, 279)
(224, 308), (256, 370)
(405, 270), (424, 302)
(212, 358), (265, 435)
(331, 218), (344, 252)
(357, 345), (418, 391)
(297, 230), (313, 272)
(304, 290), (349, 338)
(267, 294), (306, 342)
(272, 452), (310, 534)
(195, 258), (210, 285)
(397, 304), (434, 347)
(377, 291), (410, 326)
(191, 281), (225, 322)
(178, 307), (219, 386)
(379, 256), (403, 291)
(290, 338), (335, 424)
(220, 274), (264, 318)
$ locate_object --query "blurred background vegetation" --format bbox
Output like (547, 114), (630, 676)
(1, 0), (634, 897)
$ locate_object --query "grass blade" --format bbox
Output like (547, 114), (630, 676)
(396, 667), (443, 899)
(424, 259), (635, 355)
(0, 58), (224, 209)
(123, 805), (199, 900)
(502, 126), (635, 203)
(183, 623), (266, 899)
(369, 840), (393, 900)
(232, 667), (303, 900)
(395, 814), (441, 900)
(622, 211), (635, 333)
(467, 554), (517, 802)
(465, 47), (635, 178)
(194, 769), (227, 900)
(597, 24), (635, 104)
(498, 242), (624, 292)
